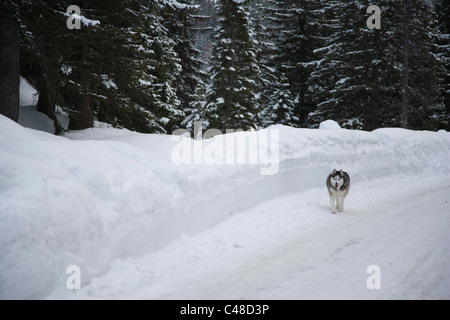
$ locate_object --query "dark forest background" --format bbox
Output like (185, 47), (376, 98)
(1, 0), (449, 135)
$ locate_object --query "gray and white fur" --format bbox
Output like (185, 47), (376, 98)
(326, 169), (350, 214)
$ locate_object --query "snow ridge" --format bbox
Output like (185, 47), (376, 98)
(0, 115), (449, 299)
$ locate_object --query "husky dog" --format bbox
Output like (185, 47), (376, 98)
(326, 169), (350, 214)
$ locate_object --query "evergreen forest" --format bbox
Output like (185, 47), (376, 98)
(1, 0), (449, 134)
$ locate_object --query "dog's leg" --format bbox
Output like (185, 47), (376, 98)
(338, 196), (345, 212)
(330, 195), (336, 214)
(335, 197), (340, 211)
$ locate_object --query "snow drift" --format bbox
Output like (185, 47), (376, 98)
(0, 114), (449, 299)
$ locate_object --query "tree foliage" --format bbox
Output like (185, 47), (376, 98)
(205, 0), (260, 131)
(2, 0), (448, 134)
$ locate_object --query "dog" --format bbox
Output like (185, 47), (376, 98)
(326, 169), (350, 214)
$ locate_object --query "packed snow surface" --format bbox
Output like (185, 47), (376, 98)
(318, 119), (341, 130)
(0, 115), (449, 299)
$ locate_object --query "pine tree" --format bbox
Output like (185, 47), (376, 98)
(270, 0), (326, 127)
(384, 0), (447, 130)
(0, 0), (20, 122)
(19, 1), (104, 132)
(129, 1), (183, 133)
(18, 0), (191, 134)
(308, 1), (374, 129)
(433, 0), (450, 130)
(65, 6), (100, 130)
(246, 0), (295, 128)
(309, 0), (447, 130)
(267, 73), (298, 126)
(94, 0), (161, 132)
(193, 0), (218, 69)
(163, 0), (208, 133)
(248, 0), (274, 122)
(206, 0), (260, 131)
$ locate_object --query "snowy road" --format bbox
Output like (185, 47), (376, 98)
(49, 177), (450, 300)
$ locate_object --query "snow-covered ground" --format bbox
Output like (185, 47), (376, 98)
(49, 179), (450, 300)
(1, 110), (449, 300)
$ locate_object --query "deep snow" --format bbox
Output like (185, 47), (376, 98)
(0, 113), (449, 299)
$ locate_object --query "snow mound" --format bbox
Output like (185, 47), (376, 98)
(319, 119), (341, 129)
(0, 114), (449, 299)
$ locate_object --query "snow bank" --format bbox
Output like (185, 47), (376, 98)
(319, 119), (341, 130)
(0, 115), (449, 299)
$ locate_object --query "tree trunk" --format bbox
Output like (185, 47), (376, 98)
(37, 79), (55, 119)
(68, 0), (93, 130)
(68, 40), (93, 130)
(37, 78), (64, 135)
(368, 28), (381, 131)
(0, 12), (20, 122)
(400, 0), (410, 128)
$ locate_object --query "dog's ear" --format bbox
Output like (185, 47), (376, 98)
(340, 169), (343, 175)
(332, 169), (336, 174)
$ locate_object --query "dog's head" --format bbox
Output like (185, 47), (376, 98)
(329, 169), (345, 190)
